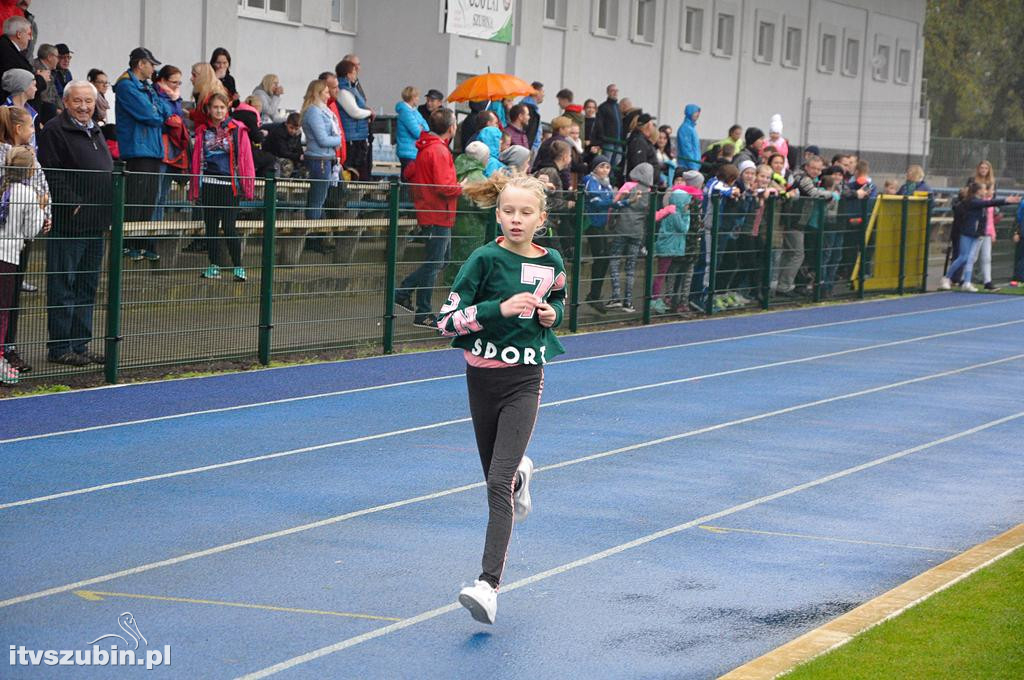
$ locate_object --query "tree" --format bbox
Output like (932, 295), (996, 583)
(925, 0), (1024, 140)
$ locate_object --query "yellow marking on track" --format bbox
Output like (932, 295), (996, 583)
(698, 525), (958, 553)
(719, 523), (1024, 679)
(72, 590), (400, 622)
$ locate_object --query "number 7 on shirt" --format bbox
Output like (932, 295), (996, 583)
(519, 263), (555, 319)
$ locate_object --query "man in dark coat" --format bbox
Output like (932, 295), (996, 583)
(625, 112), (660, 183)
(0, 15), (44, 101)
(37, 80), (114, 366)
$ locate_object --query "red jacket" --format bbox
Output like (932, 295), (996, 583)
(407, 131), (461, 228)
(189, 119), (255, 201)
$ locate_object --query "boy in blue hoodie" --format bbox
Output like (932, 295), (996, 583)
(676, 104), (701, 170)
(582, 155), (618, 312)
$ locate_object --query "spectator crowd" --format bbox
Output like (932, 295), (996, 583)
(0, 4), (1019, 385)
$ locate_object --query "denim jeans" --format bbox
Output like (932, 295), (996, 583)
(151, 164), (175, 221)
(398, 225), (451, 316)
(821, 230), (844, 291)
(305, 158), (334, 219)
(608, 235), (641, 304)
(46, 236), (105, 357)
(945, 235), (981, 282)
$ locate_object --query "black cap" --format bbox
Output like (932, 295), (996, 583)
(805, 144), (821, 155)
(425, 89), (444, 100)
(637, 112), (656, 126)
(744, 127), (765, 147)
(129, 47), (161, 66)
(55, 43), (73, 55)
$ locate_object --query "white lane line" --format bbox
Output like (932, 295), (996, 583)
(3, 320), (1021, 511)
(3, 297), (1016, 444)
(696, 526), (959, 553)
(2, 353), (1021, 611)
(235, 410), (1024, 679)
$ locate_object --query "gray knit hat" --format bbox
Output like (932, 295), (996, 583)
(682, 169), (704, 188)
(499, 144), (530, 169)
(2, 69), (35, 96)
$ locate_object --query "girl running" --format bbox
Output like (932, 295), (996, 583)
(436, 174), (566, 624)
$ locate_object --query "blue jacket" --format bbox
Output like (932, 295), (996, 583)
(338, 79), (369, 141)
(395, 101), (428, 161)
(1016, 201), (1024, 235)
(676, 104), (701, 170)
(487, 100), (507, 127)
(476, 126), (506, 177)
(113, 71), (171, 160)
(655, 190), (693, 256)
(961, 197), (1008, 239)
(583, 173), (615, 228)
(301, 105), (342, 159)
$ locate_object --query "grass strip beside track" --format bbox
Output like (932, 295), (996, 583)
(784, 540), (1024, 680)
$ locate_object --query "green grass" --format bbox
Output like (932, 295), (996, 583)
(786, 546), (1024, 679)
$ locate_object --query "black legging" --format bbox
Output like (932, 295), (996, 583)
(586, 228), (612, 300)
(3, 241), (30, 348)
(201, 182), (242, 268)
(466, 363), (543, 589)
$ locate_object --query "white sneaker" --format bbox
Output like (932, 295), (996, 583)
(458, 579), (497, 624)
(939, 277), (952, 290)
(961, 282), (977, 292)
(514, 455), (533, 521)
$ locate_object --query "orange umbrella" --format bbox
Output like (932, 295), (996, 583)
(447, 72), (537, 103)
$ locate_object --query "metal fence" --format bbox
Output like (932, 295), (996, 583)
(926, 137), (1024, 182)
(0, 168), (947, 385)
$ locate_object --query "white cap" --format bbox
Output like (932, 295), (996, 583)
(737, 159), (757, 174)
(769, 114), (783, 134)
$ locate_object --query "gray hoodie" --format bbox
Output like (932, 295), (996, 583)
(611, 163), (654, 238)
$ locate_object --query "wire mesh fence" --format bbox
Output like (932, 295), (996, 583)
(1, 166), (945, 386)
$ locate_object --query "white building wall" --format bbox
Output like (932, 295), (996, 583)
(39, 0), (926, 157)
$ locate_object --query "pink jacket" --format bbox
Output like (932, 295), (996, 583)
(189, 119), (256, 201)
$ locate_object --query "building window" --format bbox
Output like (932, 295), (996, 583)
(331, 0), (356, 33)
(714, 12), (734, 57)
(782, 24), (802, 68)
(593, 0), (619, 38)
(873, 42), (890, 81)
(818, 32), (836, 73)
(895, 47), (911, 84)
(680, 5), (703, 52)
(545, 0), (568, 28)
(754, 20), (774, 63)
(631, 0), (656, 44)
(842, 37), (859, 77)
(238, 0), (292, 20)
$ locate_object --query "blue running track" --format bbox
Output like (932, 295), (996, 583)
(1, 292), (1022, 679)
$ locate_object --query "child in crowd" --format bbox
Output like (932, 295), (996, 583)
(715, 160), (758, 309)
(0, 105), (51, 375)
(964, 186), (1001, 290)
(189, 92), (255, 281)
(0, 147), (48, 384)
(606, 163), (673, 313)
(441, 174), (566, 625)
(667, 169), (706, 313)
(940, 182), (1020, 292)
(882, 179), (901, 195)
(581, 155), (618, 312)
(651, 176), (693, 314)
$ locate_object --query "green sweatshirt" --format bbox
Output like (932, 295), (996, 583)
(438, 238), (566, 365)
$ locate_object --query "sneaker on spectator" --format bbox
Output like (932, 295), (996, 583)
(0, 357), (19, 385)
(413, 314), (438, 329)
(585, 295), (607, 314)
(732, 291), (751, 306)
(458, 579), (497, 624)
(233, 267), (247, 282)
(983, 282), (999, 291)
(394, 294), (415, 313)
(938, 277), (952, 290)
(78, 350), (105, 365)
(127, 249), (144, 261)
(961, 282), (978, 292)
(20, 281), (37, 292)
(201, 265), (221, 279)
(48, 352), (91, 367)
(650, 299), (668, 314)
(1010, 280), (1020, 288)
(4, 350), (30, 373)
(143, 250), (160, 262)
(621, 302), (637, 313)
(605, 300), (622, 309)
